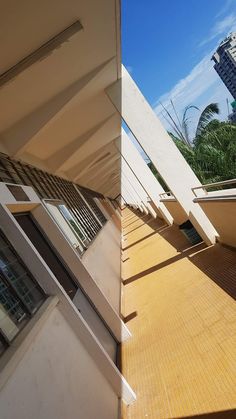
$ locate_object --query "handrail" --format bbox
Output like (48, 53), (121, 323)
(159, 191), (175, 199)
(192, 178), (236, 197)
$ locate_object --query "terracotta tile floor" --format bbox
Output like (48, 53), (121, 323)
(121, 208), (236, 419)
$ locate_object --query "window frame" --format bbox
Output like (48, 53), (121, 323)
(0, 228), (46, 354)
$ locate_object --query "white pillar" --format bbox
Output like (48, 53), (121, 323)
(122, 188), (137, 209)
(122, 181), (143, 211)
(122, 158), (156, 218)
(122, 172), (149, 214)
(119, 130), (173, 224)
(107, 66), (217, 245)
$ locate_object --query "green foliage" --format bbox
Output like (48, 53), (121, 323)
(195, 103), (220, 137)
(148, 161), (169, 191)
(164, 102), (236, 184)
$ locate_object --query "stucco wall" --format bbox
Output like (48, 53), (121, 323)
(31, 205), (130, 344)
(0, 306), (118, 419)
(161, 200), (187, 225)
(197, 200), (236, 248)
(82, 220), (121, 313)
(73, 289), (117, 361)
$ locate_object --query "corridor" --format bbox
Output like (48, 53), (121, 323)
(121, 208), (236, 419)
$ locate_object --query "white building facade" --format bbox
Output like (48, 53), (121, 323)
(0, 2), (235, 419)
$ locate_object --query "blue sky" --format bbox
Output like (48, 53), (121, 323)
(122, 0), (236, 137)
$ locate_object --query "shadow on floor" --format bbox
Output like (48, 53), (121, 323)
(190, 243), (236, 300)
(122, 311), (138, 323)
(123, 242), (206, 285)
(122, 224), (169, 251)
(122, 209), (236, 302)
(158, 223), (192, 252)
(124, 207), (189, 251)
(123, 213), (151, 228)
(123, 215), (153, 236)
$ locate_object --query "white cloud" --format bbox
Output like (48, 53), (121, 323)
(153, 53), (233, 139)
(153, 13), (236, 139)
(215, 0), (236, 18)
(154, 52), (218, 118)
(199, 13), (236, 47)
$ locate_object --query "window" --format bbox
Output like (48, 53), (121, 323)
(0, 154), (104, 244)
(0, 229), (45, 355)
(58, 204), (90, 248)
(44, 200), (89, 254)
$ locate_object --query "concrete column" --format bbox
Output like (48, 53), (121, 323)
(122, 182), (142, 211)
(122, 158), (156, 218)
(107, 66), (217, 245)
(123, 175), (149, 215)
(122, 168), (145, 207)
(118, 130), (173, 224)
(122, 188), (137, 209)
(123, 174), (148, 214)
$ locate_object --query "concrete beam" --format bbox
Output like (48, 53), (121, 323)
(78, 154), (120, 185)
(65, 142), (115, 181)
(48, 115), (116, 173)
(118, 130), (173, 224)
(122, 158), (156, 218)
(107, 65), (217, 245)
(87, 161), (120, 189)
(54, 118), (120, 173)
(1, 58), (114, 158)
(121, 174), (146, 213)
(103, 182), (120, 198)
(0, 21), (83, 88)
(95, 172), (120, 192)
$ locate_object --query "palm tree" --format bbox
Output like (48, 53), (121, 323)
(161, 101), (220, 146)
(158, 101), (236, 183)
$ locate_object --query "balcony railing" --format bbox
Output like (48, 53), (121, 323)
(159, 191), (175, 200)
(192, 178), (236, 197)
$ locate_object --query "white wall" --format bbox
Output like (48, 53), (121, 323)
(0, 306), (118, 419)
(82, 219), (121, 313)
(32, 204), (130, 343)
(73, 289), (117, 361)
(0, 204), (136, 404)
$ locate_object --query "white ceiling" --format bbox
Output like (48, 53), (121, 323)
(0, 0), (121, 197)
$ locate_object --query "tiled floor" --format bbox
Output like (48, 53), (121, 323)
(121, 208), (236, 419)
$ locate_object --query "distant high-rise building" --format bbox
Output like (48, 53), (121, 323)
(212, 32), (236, 99)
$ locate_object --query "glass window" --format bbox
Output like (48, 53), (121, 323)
(0, 229), (45, 353)
(44, 200), (91, 254)
(58, 204), (90, 247)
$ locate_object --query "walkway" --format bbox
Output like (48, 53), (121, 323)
(121, 207), (236, 419)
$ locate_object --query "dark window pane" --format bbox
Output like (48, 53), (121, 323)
(0, 277), (27, 341)
(0, 229), (45, 351)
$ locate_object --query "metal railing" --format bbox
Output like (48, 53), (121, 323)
(159, 191), (175, 200)
(0, 153), (104, 243)
(192, 178), (236, 197)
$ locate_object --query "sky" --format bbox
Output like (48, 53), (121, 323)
(122, 0), (236, 139)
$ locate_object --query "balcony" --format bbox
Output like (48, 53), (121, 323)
(121, 207), (236, 419)
(192, 179), (236, 249)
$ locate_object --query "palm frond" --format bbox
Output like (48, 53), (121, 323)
(159, 102), (187, 143)
(195, 103), (219, 137)
(181, 105), (199, 146)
